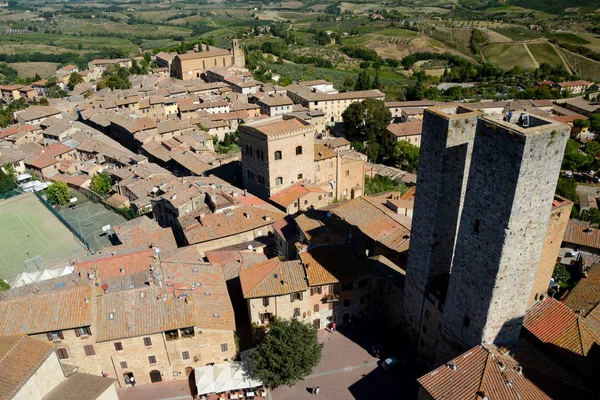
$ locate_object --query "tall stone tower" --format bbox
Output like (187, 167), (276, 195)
(403, 106), (481, 341)
(232, 39), (245, 68)
(434, 113), (569, 364)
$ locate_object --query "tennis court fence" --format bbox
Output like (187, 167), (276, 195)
(34, 191), (90, 251)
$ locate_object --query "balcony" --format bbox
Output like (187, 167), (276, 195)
(323, 293), (340, 303)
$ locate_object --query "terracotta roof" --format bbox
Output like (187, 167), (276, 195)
(246, 117), (308, 136)
(523, 297), (600, 375)
(176, 48), (231, 60)
(39, 142), (73, 157)
(386, 121), (423, 137)
(0, 283), (93, 335)
(272, 215), (297, 241)
(16, 106), (61, 122)
(240, 259), (307, 298)
(43, 372), (116, 400)
(74, 249), (155, 281)
(563, 265), (600, 316)
(418, 344), (553, 400)
(557, 80), (592, 88)
(112, 217), (177, 253)
(27, 155), (58, 169)
(0, 335), (55, 399)
(269, 182), (310, 207)
(96, 286), (197, 341)
(299, 244), (370, 286)
(314, 144), (336, 161)
(182, 206), (284, 245)
(332, 197), (411, 252)
(205, 250), (267, 281)
(563, 220), (600, 249)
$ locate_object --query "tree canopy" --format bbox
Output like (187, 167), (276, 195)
(91, 173), (113, 194)
(46, 181), (70, 205)
(67, 72), (84, 91)
(393, 140), (420, 173)
(342, 99), (391, 162)
(249, 318), (322, 388)
(0, 165), (16, 194)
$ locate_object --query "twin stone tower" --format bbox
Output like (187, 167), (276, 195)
(403, 105), (570, 365)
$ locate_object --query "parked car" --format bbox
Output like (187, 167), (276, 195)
(382, 356), (401, 371)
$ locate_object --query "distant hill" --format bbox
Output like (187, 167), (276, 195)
(461, 0), (599, 13)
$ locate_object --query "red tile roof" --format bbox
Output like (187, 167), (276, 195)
(43, 372), (116, 400)
(418, 345), (553, 400)
(74, 249), (155, 281)
(205, 250), (267, 281)
(386, 121), (423, 137)
(269, 182), (310, 207)
(0, 335), (56, 399)
(240, 259), (307, 298)
(563, 219), (600, 249)
(0, 283), (93, 335)
(299, 244), (370, 286)
(563, 265), (600, 316)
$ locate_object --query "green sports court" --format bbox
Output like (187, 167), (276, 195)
(0, 194), (85, 281)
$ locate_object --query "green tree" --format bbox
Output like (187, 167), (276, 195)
(372, 70), (380, 90)
(0, 278), (9, 292)
(364, 174), (408, 195)
(355, 69), (371, 91)
(249, 318), (322, 388)
(584, 141), (600, 157)
(393, 140), (420, 172)
(581, 208), (600, 226)
(590, 115), (600, 134)
(67, 72), (83, 91)
(46, 181), (70, 205)
(0, 165), (16, 194)
(91, 173), (113, 194)
(555, 177), (577, 204)
(342, 99), (391, 140)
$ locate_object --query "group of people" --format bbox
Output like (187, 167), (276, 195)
(312, 386), (320, 396)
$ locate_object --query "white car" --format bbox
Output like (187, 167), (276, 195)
(382, 357), (401, 371)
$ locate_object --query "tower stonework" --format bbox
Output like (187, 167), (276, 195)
(434, 114), (569, 364)
(403, 106), (481, 342)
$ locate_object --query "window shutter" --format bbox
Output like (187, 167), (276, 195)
(46, 332), (53, 341)
(86, 327), (92, 336)
(290, 294), (294, 302)
(84, 345), (95, 356)
(144, 337), (152, 346)
(58, 331), (64, 340)
(298, 292), (303, 301)
(317, 287), (322, 295)
(74, 328), (81, 337)
(314, 304), (319, 312)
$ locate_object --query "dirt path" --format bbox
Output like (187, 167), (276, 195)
(523, 43), (539, 69)
(551, 42), (573, 74)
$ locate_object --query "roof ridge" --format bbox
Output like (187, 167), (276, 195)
(477, 349), (493, 397)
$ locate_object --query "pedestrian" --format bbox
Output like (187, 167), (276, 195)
(315, 387), (320, 396)
(130, 376), (136, 387)
(331, 322), (336, 332)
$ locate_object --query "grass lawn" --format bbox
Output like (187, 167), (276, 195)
(8, 62), (59, 78)
(527, 43), (565, 68)
(482, 43), (537, 70)
(0, 194), (85, 281)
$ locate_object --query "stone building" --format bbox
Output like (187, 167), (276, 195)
(403, 105), (570, 366)
(171, 41), (245, 81)
(240, 116), (316, 199)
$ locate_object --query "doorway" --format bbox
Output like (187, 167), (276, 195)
(149, 370), (162, 383)
(313, 319), (321, 330)
(123, 372), (134, 386)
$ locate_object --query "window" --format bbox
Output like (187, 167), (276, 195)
(342, 282), (353, 291)
(343, 189), (347, 196)
(47, 331), (63, 341)
(263, 297), (270, 307)
(290, 292), (302, 302)
(345, 170), (350, 177)
(114, 342), (123, 351)
(318, 195), (322, 201)
(296, 146), (302, 155)
(245, 145), (250, 154)
(328, 162), (333, 168)
(221, 343), (229, 352)
(274, 150), (282, 160)
(314, 304), (319, 312)
(182, 351), (190, 360)
(143, 337), (152, 346)
(357, 279), (367, 289)
(463, 316), (471, 329)
(120, 361), (128, 369)
(293, 308), (301, 317)
(304, 200), (308, 205)
(297, 173), (303, 180)
(316, 165), (320, 171)
(84, 345), (95, 356)
(344, 299), (350, 307)
(74, 327), (91, 337)
(310, 287), (322, 296)
(474, 219), (480, 233)
(425, 309), (430, 319)
(57, 348), (69, 359)
(148, 355), (157, 364)
(275, 177), (283, 185)
(423, 326), (428, 335)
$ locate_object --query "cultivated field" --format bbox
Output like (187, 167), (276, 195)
(527, 42), (566, 68)
(0, 194), (85, 281)
(482, 43), (537, 70)
(8, 62), (59, 78)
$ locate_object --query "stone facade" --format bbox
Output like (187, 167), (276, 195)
(12, 349), (65, 400)
(528, 196), (572, 306)
(436, 114), (569, 364)
(171, 41), (245, 81)
(403, 106), (481, 343)
(240, 117), (315, 199)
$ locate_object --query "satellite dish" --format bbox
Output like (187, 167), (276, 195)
(248, 245), (253, 251)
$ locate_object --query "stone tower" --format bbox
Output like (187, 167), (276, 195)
(232, 39), (245, 68)
(403, 106), (481, 341)
(434, 113), (569, 364)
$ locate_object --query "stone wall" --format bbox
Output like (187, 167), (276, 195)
(436, 115), (569, 364)
(403, 107), (481, 343)
(13, 352), (64, 400)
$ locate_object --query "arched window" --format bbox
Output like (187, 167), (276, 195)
(297, 174), (303, 180)
(295, 146), (302, 155)
(275, 177), (283, 185)
(274, 151), (282, 160)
